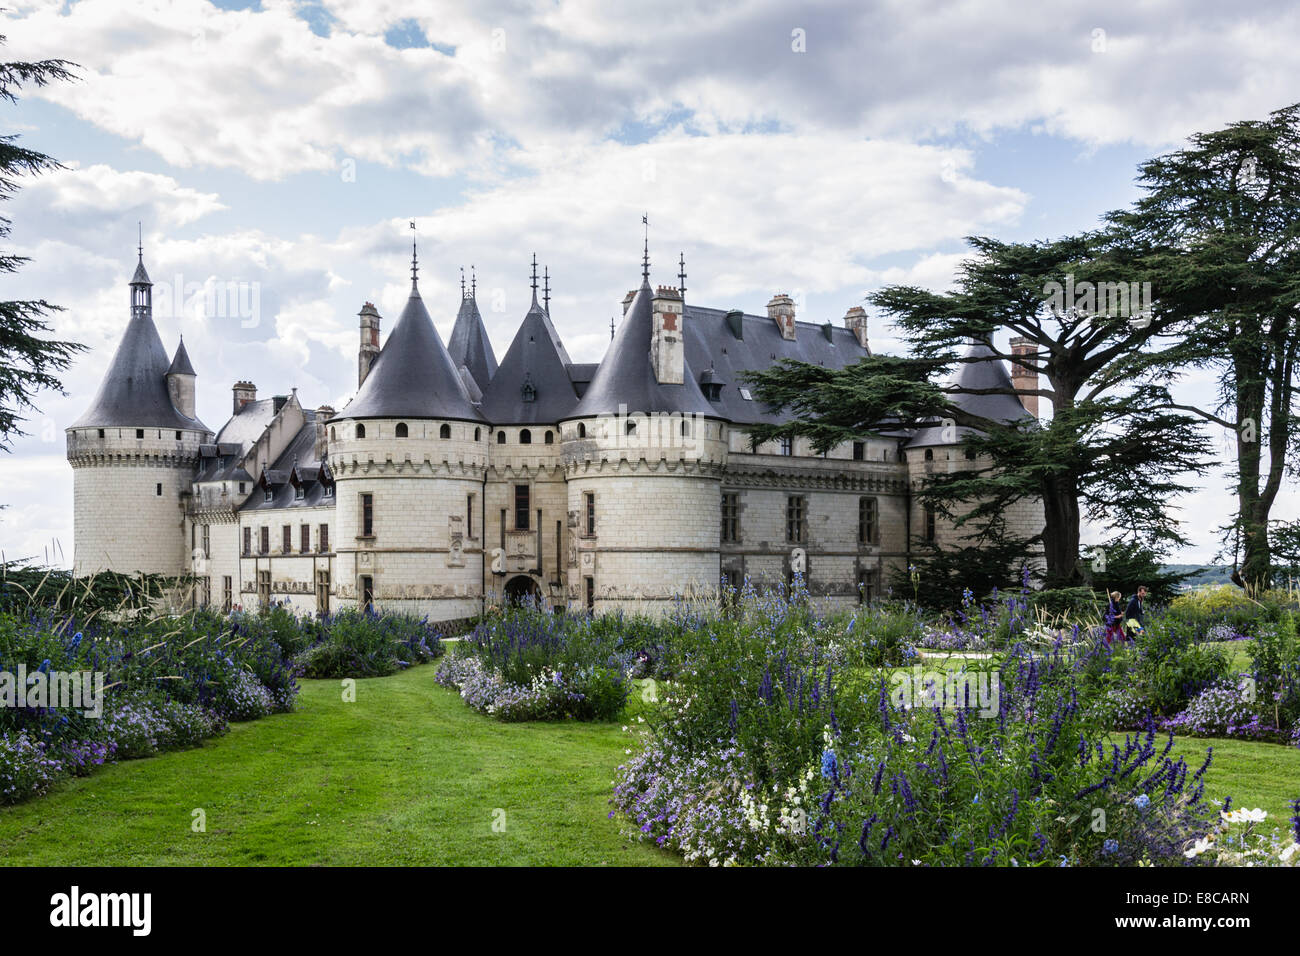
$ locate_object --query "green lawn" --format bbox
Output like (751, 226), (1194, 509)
(0, 666), (677, 866)
(1166, 735), (1300, 822)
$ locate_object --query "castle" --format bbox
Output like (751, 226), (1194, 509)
(65, 239), (1044, 620)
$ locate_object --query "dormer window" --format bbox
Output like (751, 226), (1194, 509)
(295, 484), (305, 500)
(265, 488), (273, 502)
(521, 375), (536, 403)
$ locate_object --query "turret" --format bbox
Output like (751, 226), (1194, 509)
(66, 240), (212, 577)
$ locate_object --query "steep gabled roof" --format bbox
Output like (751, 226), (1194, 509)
(338, 281), (483, 422)
(907, 340), (1031, 447)
(447, 294), (497, 391)
(479, 294), (578, 424)
(71, 309), (209, 432)
(570, 280), (717, 419)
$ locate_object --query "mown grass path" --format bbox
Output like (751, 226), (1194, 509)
(0, 666), (677, 866)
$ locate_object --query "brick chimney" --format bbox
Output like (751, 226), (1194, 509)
(622, 290), (637, 316)
(650, 285), (684, 385)
(232, 381), (257, 415)
(358, 302), (381, 387)
(844, 306), (870, 351)
(1009, 336), (1039, 418)
(766, 293), (796, 340)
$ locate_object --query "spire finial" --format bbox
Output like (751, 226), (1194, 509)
(137, 221), (143, 261)
(460, 266), (465, 299)
(641, 213), (650, 281)
(409, 220), (419, 287)
(470, 265), (476, 297)
(610, 316), (615, 340)
(530, 254), (538, 303)
(543, 266), (550, 313)
(678, 251), (687, 302)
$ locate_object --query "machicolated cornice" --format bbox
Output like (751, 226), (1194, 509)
(725, 460), (908, 494)
(331, 455), (487, 480)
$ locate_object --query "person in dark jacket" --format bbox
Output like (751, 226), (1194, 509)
(1124, 586), (1148, 638)
(1104, 590), (1125, 645)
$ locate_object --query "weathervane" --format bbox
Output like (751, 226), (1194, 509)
(678, 251), (687, 302)
(642, 213), (650, 280)
(409, 220), (418, 284)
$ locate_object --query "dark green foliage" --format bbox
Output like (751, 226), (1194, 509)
(292, 608), (443, 678)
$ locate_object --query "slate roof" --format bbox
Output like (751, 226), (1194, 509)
(479, 293), (579, 424)
(71, 285), (210, 432)
(447, 294), (497, 391)
(906, 340), (1031, 447)
(240, 411), (335, 511)
(167, 337), (196, 376)
(570, 281), (718, 419)
(337, 279), (484, 422)
(681, 303), (868, 426)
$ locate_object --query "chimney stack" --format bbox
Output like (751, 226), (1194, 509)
(314, 405), (335, 461)
(650, 285), (684, 385)
(844, 306), (870, 351)
(232, 381), (257, 415)
(1009, 336), (1039, 418)
(622, 290), (637, 316)
(358, 302), (381, 387)
(766, 293), (796, 340)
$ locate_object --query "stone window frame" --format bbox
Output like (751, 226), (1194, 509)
(785, 494), (808, 545)
(582, 490), (597, 537)
(857, 496), (879, 547)
(720, 491), (743, 545)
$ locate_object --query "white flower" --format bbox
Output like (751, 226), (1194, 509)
(1281, 843), (1299, 862)
(1184, 837), (1214, 859)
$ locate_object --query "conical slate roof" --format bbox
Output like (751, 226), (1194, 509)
(907, 339), (1030, 446)
(447, 294), (497, 391)
(130, 256), (151, 285)
(479, 293), (577, 424)
(71, 309), (208, 431)
(167, 337), (196, 376)
(339, 280), (483, 422)
(570, 280), (717, 419)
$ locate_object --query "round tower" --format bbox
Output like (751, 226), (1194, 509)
(66, 244), (212, 576)
(329, 243), (488, 621)
(561, 277), (726, 615)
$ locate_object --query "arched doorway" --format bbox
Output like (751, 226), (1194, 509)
(504, 575), (543, 607)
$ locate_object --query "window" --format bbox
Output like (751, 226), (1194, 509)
(295, 483), (305, 500)
(355, 424), (366, 439)
(965, 448), (977, 461)
(585, 576), (595, 612)
(222, 576), (233, 613)
(136, 429), (145, 439)
(319, 523), (329, 553)
(97, 428), (105, 438)
(625, 420), (637, 436)
(497, 431), (506, 444)
(330, 427), (336, 441)
(474, 427), (481, 441)
(360, 575), (374, 613)
(779, 436), (793, 456)
(786, 496), (807, 544)
(361, 493), (374, 537)
(316, 570), (330, 616)
(323, 481), (333, 499)
(202, 524), (210, 559)
(544, 430), (554, 444)
(858, 567), (879, 605)
(243, 527), (252, 556)
(395, 422), (408, 438)
(514, 485), (530, 531)
(858, 497), (878, 545)
(520, 429), (532, 444)
(924, 504), (937, 543)
(175, 430), (182, 440)
(282, 525), (292, 554)
(257, 570), (271, 605)
(301, 524), (311, 553)
(924, 449), (934, 461)
(239, 482), (247, 494)
(721, 493), (740, 543)
(577, 423), (586, 438)
(440, 423), (451, 439)
(853, 441), (865, 461)
(265, 486), (273, 502)
(681, 419), (692, 438)
(201, 576), (211, 607)
(259, 526), (270, 555)
(584, 492), (596, 536)
(467, 494), (475, 538)
(156, 483), (163, 496)
(738, 387), (753, 401)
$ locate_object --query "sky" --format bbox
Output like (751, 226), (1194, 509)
(1, 0), (1297, 567)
